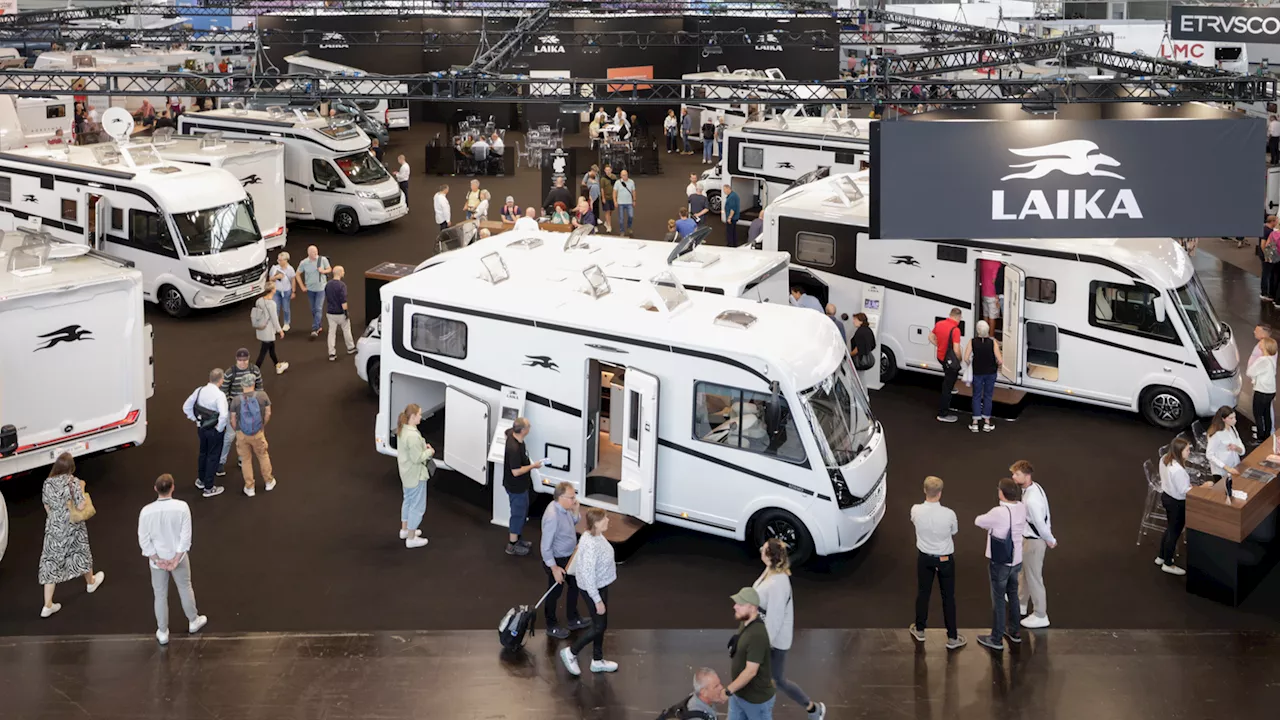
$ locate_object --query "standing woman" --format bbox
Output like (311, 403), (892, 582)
(270, 251), (295, 333)
(1157, 437), (1205, 576)
(963, 320), (1003, 433)
(1248, 338), (1277, 442)
(560, 507), (618, 676)
(850, 312), (877, 382)
(663, 109), (678, 153)
(396, 404), (433, 549)
(1205, 405), (1245, 481)
(753, 539), (827, 720)
(252, 285), (289, 375)
(39, 453), (105, 618)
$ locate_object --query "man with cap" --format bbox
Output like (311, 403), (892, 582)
(500, 196), (521, 223)
(217, 348), (263, 477)
(725, 587), (776, 719)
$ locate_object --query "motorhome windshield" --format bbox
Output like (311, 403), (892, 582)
(1175, 275), (1227, 350)
(801, 356), (875, 467)
(172, 200), (260, 256)
(335, 152), (389, 185)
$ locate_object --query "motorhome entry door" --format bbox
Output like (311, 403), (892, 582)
(617, 368), (658, 524)
(444, 386), (490, 485)
(1001, 264), (1026, 384)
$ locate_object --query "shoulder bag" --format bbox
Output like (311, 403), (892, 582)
(66, 477), (96, 523)
(988, 507), (1014, 565)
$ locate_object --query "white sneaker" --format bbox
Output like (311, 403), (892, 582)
(560, 647), (581, 676)
(275, 362), (289, 375)
(189, 615), (208, 634)
(590, 659), (618, 673)
(406, 537), (429, 549)
(1154, 557), (1165, 566)
(86, 571), (105, 593)
(399, 529), (421, 540)
(1020, 603), (1029, 616)
(1020, 614), (1050, 629)
(243, 486), (255, 498)
(156, 629), (170, 645)
(282, 323), (291, 332)
(265, 479), (276, 492)
(40, 603), (62, 618)
(1161, 563), (1187, 576)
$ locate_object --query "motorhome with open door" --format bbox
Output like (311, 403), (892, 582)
(373, 231), (887, 563)
(284, 52), (412, 130)
(682, 67), (844, 133)
(147, 130), (288, 250)
(355, 225), (791, 395)
(178, 105), (407, 234)
(697, 113), (871, 214)
(0, 229), (153, 480)
(0, 142), (269, 317)
(760, 172), (1240, 429)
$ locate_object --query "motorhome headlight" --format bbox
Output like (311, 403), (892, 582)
(356, 190), (380, 199)
(837, 468), (885, 510)
(189, 269), (216, 286)
(1201, 351), (1236, 380)
(362, 319), (379, 338)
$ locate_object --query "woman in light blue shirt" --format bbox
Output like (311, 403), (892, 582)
(269, 252), (295, 332)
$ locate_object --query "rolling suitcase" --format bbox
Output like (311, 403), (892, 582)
(498, 584), (558, 651)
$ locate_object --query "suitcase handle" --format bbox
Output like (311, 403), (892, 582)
(532, 582), (558, 610)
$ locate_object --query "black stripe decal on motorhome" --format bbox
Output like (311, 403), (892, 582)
(1057, 328), (1197, 367)
(0, 205), (83, 234)
(942, 238), (1141, 280)
(0, 160), (164, 213)
(180, 120), (370, 154)
(657, 438), (815, 495)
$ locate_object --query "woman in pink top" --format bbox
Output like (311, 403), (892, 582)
(979, 259), (1002, 330)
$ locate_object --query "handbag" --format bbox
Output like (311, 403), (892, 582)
(853, 352), (874, 371)
(961, 361), (973, 386)
(66, 477), (96, 523)
(988, 507), (1014, 565)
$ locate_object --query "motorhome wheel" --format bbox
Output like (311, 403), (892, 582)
(708, 192), (722, 214)
(752, 508), (812, 566)
(879, 346), (898, 383)
(367, 357), (381, 396)
(1140, 386), (1193, 430)
(334, 207), (360, 235)
(158, 285), (191, 318)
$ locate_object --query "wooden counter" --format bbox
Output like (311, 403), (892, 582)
(478, 220), (573, 235)
(1186, 438), (1280, 542)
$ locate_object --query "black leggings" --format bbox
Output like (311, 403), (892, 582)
(1255, 391), (1275, 439)
(256, 341), (279, 369)
(1160, 492), (1186, 564)
(570, 585), (609, 661)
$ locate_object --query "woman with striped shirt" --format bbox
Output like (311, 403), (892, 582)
(560, 508), (618, 676)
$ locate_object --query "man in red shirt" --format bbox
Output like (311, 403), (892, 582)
(929, 308), (964, 423)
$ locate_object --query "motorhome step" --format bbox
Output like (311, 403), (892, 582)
(950, 385), (1028, 421)
(576, 508), (647, 550)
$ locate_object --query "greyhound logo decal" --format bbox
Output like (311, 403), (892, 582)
(22, 194), (36, 203)
(35, 325), (94, 351)
(241, 174), (262, 186)
(775, 161), (794, 169)
(890, 255), (920, 267)
(523, 355), (560, 372)
(1000, 140), (1125, 182)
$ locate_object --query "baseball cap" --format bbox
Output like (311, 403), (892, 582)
(730, 587), (760, 607)
(506, 195), (514, 203)
(235, 348), (250, 359)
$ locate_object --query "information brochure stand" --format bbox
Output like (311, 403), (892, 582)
(490, 387), (527, 529)
(860, 285), (885, 392)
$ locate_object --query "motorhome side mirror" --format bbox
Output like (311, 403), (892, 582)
(0, 424), (16, 456)
(1152, 294), (1167, 324)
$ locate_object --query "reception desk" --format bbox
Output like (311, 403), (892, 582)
(1185, 437), (1280, 605)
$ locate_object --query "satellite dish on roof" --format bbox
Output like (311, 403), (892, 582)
(666, 225), (713, 265)
(101, 107), (134, 143)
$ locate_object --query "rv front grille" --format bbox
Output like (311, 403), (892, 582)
(380, 194), (401, 209)
(194, 259), (268, 289)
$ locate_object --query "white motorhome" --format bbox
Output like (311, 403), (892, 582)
(147, 130), (288, 250)
(0, 142), (269, 317)
(761, 172), (1240, 429)
(283, 52), (412, 130)
(0, 229), (153, 480)
(681, 66), (843, 133)
(178, 106), (407, 234)
(32, 50), (217, 114)
(698, 114), (871, 213)
(355, 225), (792, 395)
(373, 231), (886, 562)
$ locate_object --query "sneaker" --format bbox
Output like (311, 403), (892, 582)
(1003, 630), (1022, 644)
(216, 466), (226, 477)
(1021, 614), (1050, 629)
(547, 625), (570, 640)
(310, 330), (319, 339)
(156, 629), (170, 645)
(808, 701), (827, 720)
(937, 414), (959, 423)
(945, 635), (968, 650)
(328, 354), (337, 362)
(567, 617), (591, 631)
(86, 571), (105, 593)
(590, 659), (619, 673)
(243, 486), (256, 498)
(506, 543), (530, 556)
(275, 362), (289, 375)
(406, 537), (429, 549)
(1161, 563), (1187, 576)
(265, 479), (276, 492)
(399, 529), (421, 540)
(196, 479), (205, 489)
(518, 539), (533, 548)
(1154, 557), (1165, 566)
(189, 615), (208, 634)
(1020, 603), (1029, 616)
(908, 623), (926, 642)
(969, 422), (980, 433)
(346, 347), (356, 355)
(983, 421), (996, 433)
(282, 323), (290, 332)
(202, 486), (225, 498)
(976, 634), (1004, 652)
(40, 603), (61, 618)
(1263, 294), (1270, 300)
(559, 647), (581, 676)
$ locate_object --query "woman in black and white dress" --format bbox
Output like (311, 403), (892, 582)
(39, 453), (104, 618)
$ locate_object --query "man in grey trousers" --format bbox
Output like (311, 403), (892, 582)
(138, 473), (208, 645)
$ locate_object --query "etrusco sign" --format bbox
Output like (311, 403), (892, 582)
(1171, 5), (1280, 43)
(871, 118), (1263, 240)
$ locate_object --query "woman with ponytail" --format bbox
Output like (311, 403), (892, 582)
(753, 539), (826, 720)
(396, 404), (433, 549)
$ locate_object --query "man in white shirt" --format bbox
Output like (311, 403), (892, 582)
(433, 184), (451, 230)
(1268, 114), (1280, 165)
(182, 369), (228, 498)
(513, 206), (541, 233)
(489, 131), (505, 174)
(686, 173), (699, 198)
(1012, 461), (1056, 629)
(395, 154), (410, 198)
(909, 476), (965, 650)
(138, 473), (207, 645)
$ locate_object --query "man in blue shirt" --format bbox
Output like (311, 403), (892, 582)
(323, 266), (355, 362)
(790, 286), (824, 313)
(540, 482), (587, 639)
(675, 208), (697, 238)
(721, 184), (741, 247)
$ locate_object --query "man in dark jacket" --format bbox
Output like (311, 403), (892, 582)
(543, 177), (573, 215)
(218, 348), (263, 476)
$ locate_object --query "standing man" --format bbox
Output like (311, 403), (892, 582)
(725, 587), (776, 720)
(181, 369), (227, 499)
(701, 115), (716, 164)
(614, 169), (636, 237)
(1269, 114), (1280, 166)
(722, 184), (740, 247)
(540, 482), (588, 639)
(294, 245), (331, 340)
(138, 473), (208, 645)
(715, 115), (727, 161)
(395, 154), (410, 198)
(324, 265), (356, 362)
(370, 137), (384, 163)
(434, 184), (451, 230)
(681, 107), (694, 154)
(788, 286), (823, 313)
(688, 186), (710, 225)
(909, 476), (964, 650)
(675, 208), (697, 238)
(974, 478), (1027, 652)
(502, 418), (542, 556)
(599, 166), (616, 232)
(218, 349), (263, 477)
(464, 178), (481, 219)
(1012, 461), (1055, 629)
(747, 215), (764, 246)
(825, 304), (847, 346)
(686, 173), (699, 198)
(928, 308), (964, 423)
(230, 374), (275, 498)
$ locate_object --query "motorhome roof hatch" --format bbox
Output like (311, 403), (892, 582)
(478, 252), (510, 285)
(90, 143), (123, 166)
(563, 225), (601, 254)
(580, 264), (611, 298)
(824, 175), (865, 207)
(714, 309), (758, 329)
(199, 131), (227, 149)
(642, 270), (691, 315)
(667, 226), (720, 269)
(506, 235), (544, 250)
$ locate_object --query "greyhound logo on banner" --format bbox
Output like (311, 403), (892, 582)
(992, 140), (1142, 221)
(754, 33), (783, 52)
(320, 32), (349, 50)
(535, 34), (565, 54)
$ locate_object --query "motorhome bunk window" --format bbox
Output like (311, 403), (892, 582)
(1088, 281), (1176, 342)
(110, 208), (123, 231)
(313, 160), (342, 187)
(936, 245), (966, 263)
(794, 232), (835, 267)
(1026, 277), (1056, 304)
(60, 198), (76, 221)
(46, 105), (66, 119)
(0, 176), (10, 203)
(693, 381), (806, 463)
(409, 314), (467, 359)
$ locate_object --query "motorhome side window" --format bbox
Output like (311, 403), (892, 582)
(409, 313), (467, 359)
(1026, 277), (1056, 304)
(47, 105), (67, 119)
(0, 176), (10, 203)
(1089, 281), (1176, 342)
(693, 381), (806, 463)
(794, 232), (835, 267)
(110, 208), (123, 231)
(742, 147), (764, 170)
(129, 209), (177, 254)
(313, 160), (342, 188)
(60, 198), (76, 222)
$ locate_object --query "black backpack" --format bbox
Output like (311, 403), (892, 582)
(498, 584), (557, 651)
(657, 694), (714, 720)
